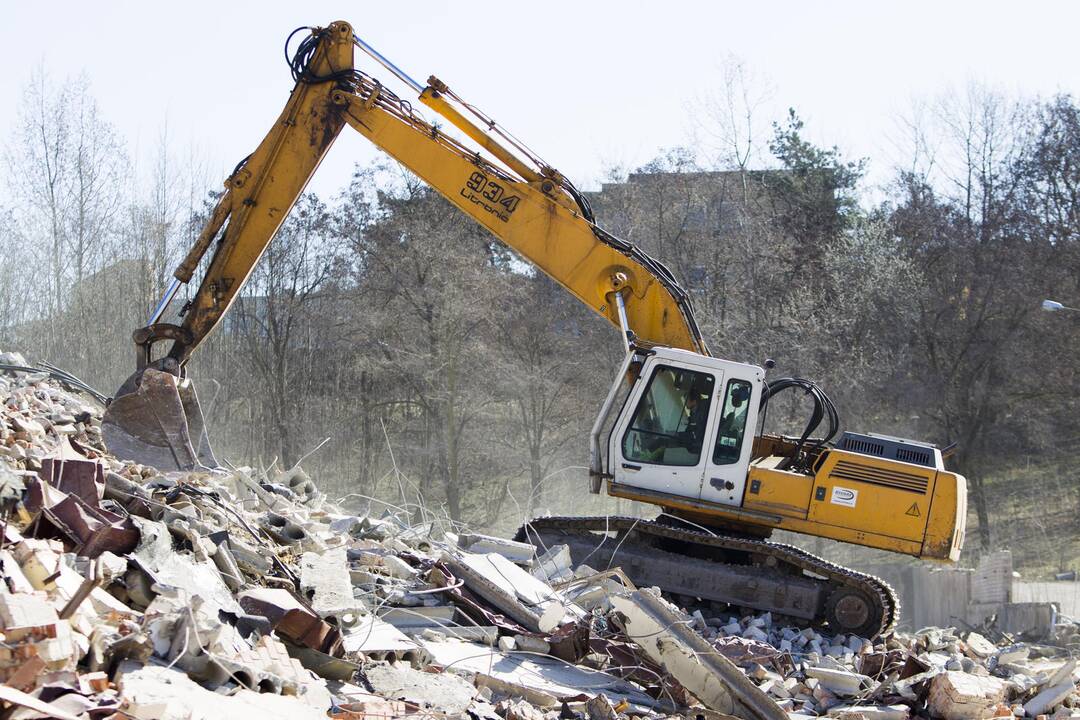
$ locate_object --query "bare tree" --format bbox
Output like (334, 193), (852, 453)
(693, 55), (776, 172)
(232, 194), (340, 467)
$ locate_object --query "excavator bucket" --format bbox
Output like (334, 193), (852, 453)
(101, 368), (218, 471)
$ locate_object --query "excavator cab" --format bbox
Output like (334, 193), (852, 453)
(605, 349), (765, 507)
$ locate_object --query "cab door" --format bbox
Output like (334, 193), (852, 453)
(610, 358), (720, 500)
(698, 372), (762, 506)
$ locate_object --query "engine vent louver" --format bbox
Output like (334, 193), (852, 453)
(835, 431), (937, 469)
(841, 437), (885, 457)
(896, 447), (933, 466)
(829, 460), (930, 494)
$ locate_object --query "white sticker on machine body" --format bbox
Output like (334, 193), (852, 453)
(830, 486), (858, 507)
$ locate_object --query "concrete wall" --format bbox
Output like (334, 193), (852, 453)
(862, 562), (974, 631)
(858, 552), (1079, 634)
(1014, 582), (1080, 618)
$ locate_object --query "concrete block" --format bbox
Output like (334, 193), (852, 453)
(805, 667), (873, 697)
(377, 605), (456, 628)
(1025, 682), (1075, 718)
(381, 554), (418, 579)
(963, 632), (998, 659)
(300, 547), (358, 619)
(927, 671), (1007, 720)
(341, 615), (428, 666)
(458, 533), (536, 566)
(585, 693), (620, 720)
(743, 625), (769, 642)
(513, 634), (551, 655)
(532, 544), (573, 583)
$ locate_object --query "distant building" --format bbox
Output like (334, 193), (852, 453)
(585, 169), (791, 242)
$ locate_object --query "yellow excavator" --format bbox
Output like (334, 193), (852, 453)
(101, 21), (966, 638)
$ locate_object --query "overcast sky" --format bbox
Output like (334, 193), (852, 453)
(2, 1), (1078, 200)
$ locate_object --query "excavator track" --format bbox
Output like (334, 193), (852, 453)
(514, 515), (899, 639)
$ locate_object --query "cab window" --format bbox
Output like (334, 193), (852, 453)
(622, 366), (714, 466)
(713, 379), (752, 465)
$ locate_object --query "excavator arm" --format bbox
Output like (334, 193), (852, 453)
(144, 21), (706, 370)
(104, 21), (707, 470)
(143, 23), (355, 367)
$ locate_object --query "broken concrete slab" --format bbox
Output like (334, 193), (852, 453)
(1025, 680), (1076, 717)
(377, 604), (456, 628)
(479, 672), (559, 708)
(805, 666), (874, 697)
(364, 661), (477, 714)
(300, 545), (360, 618)
(990, 643), (1030, 669)
(531, 543), (573, 584)
(458, 532), (537, 565)
(827, 705), (910, 720)
(130, 516), (241, 614)
(610, 590), (787, 720)
(341, 614), (429, 666)
(0, 683), (83, 720)
(443, 550), (581, 633)
(411, 625), (499, 645)
(419, 636), (661, 709)
(1044, 658), (1077, 690)
(116, 662), (329, 719)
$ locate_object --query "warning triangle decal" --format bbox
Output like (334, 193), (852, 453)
(905, 502), (921, 517)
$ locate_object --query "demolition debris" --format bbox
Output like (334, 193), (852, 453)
(1, 350), (1079, 720)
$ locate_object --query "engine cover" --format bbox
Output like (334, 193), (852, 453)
(834, 431), (939, 469)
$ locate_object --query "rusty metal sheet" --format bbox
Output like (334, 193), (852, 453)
(27, 478), (139, 558)
(38, 437), (105, 506)
(238, 587), (342, 656)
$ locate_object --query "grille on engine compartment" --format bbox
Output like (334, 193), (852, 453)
(829, 459), (930, 494)
(835, 431), (938, 469)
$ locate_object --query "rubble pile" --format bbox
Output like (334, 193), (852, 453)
(1, 351), (1079, 720)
